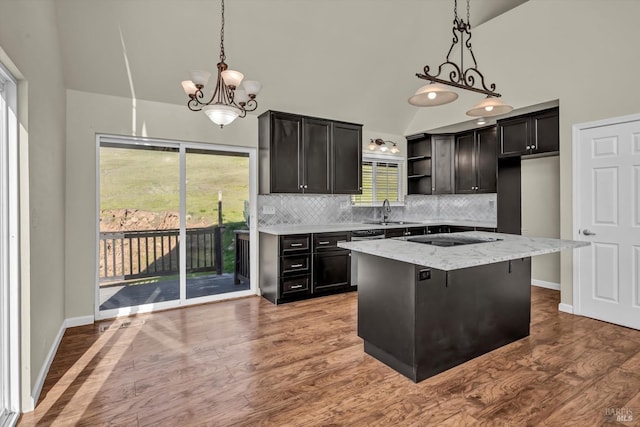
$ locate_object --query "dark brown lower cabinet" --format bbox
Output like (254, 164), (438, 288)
(313, 251), (351, 293)
(259, 231), (353, 304)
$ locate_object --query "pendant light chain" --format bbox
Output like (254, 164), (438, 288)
(467, 0), (471, 27)
(219, 0), (226, 62)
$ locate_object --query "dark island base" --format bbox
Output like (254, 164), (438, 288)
(357, 254), (532, 383)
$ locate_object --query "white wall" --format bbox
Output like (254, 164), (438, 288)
(0, 0), (67, 410)
(406, 0), (640, 305)
(522, 156), (560, 284)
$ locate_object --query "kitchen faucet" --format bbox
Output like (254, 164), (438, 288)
(382, 198), (391, 223)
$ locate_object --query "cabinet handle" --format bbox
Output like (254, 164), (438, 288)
(532, 145), (536, 150)
(290, 284), (303, 289)
(290, 243), (303, 247)
(318, 241), (330, 245)
(290, 264), (304, 268)
(526, 145), (531, 150)
(304, 185), (308, 189)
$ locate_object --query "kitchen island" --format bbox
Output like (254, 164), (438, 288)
(338, 232), (589, 382)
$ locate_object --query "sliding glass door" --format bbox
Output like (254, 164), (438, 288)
(98, 143), (181, 312)
(97, 136), (254, 319)
(185, 149), (250, 300)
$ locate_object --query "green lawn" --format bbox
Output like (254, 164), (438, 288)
(100, 146), (249, 225)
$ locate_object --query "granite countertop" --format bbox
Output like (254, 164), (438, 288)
(338, 231), (590, 271)
(259, 219), (497, 235)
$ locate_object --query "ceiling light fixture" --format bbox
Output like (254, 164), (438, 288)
(410, 0), (512, 117)
(368, 139), (400, 154)
(181, 0), (261, 128)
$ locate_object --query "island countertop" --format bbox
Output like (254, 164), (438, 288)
(338, 231), (589, 271)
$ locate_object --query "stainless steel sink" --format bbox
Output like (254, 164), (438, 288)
(362, 220), (420, 226)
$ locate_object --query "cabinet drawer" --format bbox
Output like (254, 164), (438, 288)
(281, 234), (310, 254)
(282, 275), (310, 294)
(313, 232), (350, 252)
(281, 255), (310, 275)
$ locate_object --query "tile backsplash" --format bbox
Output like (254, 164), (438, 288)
(258, 193), (496, 226)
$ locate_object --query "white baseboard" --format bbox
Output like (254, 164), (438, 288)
(29, 314), (95, 411)
(532, 279), (560, 291)
(558, 303), (574, 314)
(65, 315), (94, 328)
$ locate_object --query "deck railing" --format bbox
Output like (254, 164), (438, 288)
(99, 226), (223, 283)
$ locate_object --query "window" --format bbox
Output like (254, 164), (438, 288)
(352, 155), (403, 206)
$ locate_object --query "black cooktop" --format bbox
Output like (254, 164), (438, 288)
(407, 235), (501, 247)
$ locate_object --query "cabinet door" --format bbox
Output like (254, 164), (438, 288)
(303, 118), (331, 194)
(531, 108), (559, 154)
(432, 135), (454, 194)
(455, 132), (476, 194)
(475, 127), (497, 193)
(497, 158), (522, 234)
(332, 122), (362, 194)
(313, 251), (351, 292)
(499, 117), (529, 157)
(271, 113), (303, 193)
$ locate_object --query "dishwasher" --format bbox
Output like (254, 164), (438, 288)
(350, 229), (385, 287)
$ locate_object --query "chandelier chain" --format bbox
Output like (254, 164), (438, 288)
(467, 0), (470, 26)
(219, 0), (226, 62)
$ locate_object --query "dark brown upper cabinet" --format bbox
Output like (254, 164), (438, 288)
(259, 111), (362, 194)
(406, 134), (454, 195)
(454, 127), (497, 194)
(332, 122), (362, 194)
(498, 107), (559, 158)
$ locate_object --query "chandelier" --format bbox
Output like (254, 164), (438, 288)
(409, 0), (512, 118)
(368, 139), (400, 154)
(181, 0), (261, 127)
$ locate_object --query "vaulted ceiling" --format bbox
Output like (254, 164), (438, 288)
(55, 0), (528, 135)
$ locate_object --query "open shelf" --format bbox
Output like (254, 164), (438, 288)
(407, 155), (431, 161)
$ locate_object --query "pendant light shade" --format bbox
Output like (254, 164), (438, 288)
(466, 97), (513, 117)
(408, 83), (458, 106)
(203, 104), (241, 127)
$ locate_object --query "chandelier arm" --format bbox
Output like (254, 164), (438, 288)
(445, 18), (460, 62)
(187, 96), (203, 111)
(463, 24), (479, 70)
(242, 98), (258, 112)
(421, 61), (463, 86)
(415, 72), (501, 98)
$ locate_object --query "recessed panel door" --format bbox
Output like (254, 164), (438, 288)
(577, 117), (640, 329)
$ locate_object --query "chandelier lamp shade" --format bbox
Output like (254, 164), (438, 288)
(368, 138), (400, 154)
(181, 0), (261, 128)
(410, 0), (513, 118)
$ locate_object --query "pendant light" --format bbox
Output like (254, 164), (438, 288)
(411, 0), (512, 117)
(181, 0), (261, 127)
(466, 97), (513, 117)
(408, 82), (458, 106)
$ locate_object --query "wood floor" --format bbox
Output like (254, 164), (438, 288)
(18, 287), (640, 426)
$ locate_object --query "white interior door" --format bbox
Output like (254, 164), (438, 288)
(574, 115), (640, 329)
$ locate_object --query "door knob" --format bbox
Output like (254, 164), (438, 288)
(582, 229), (596, 236)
